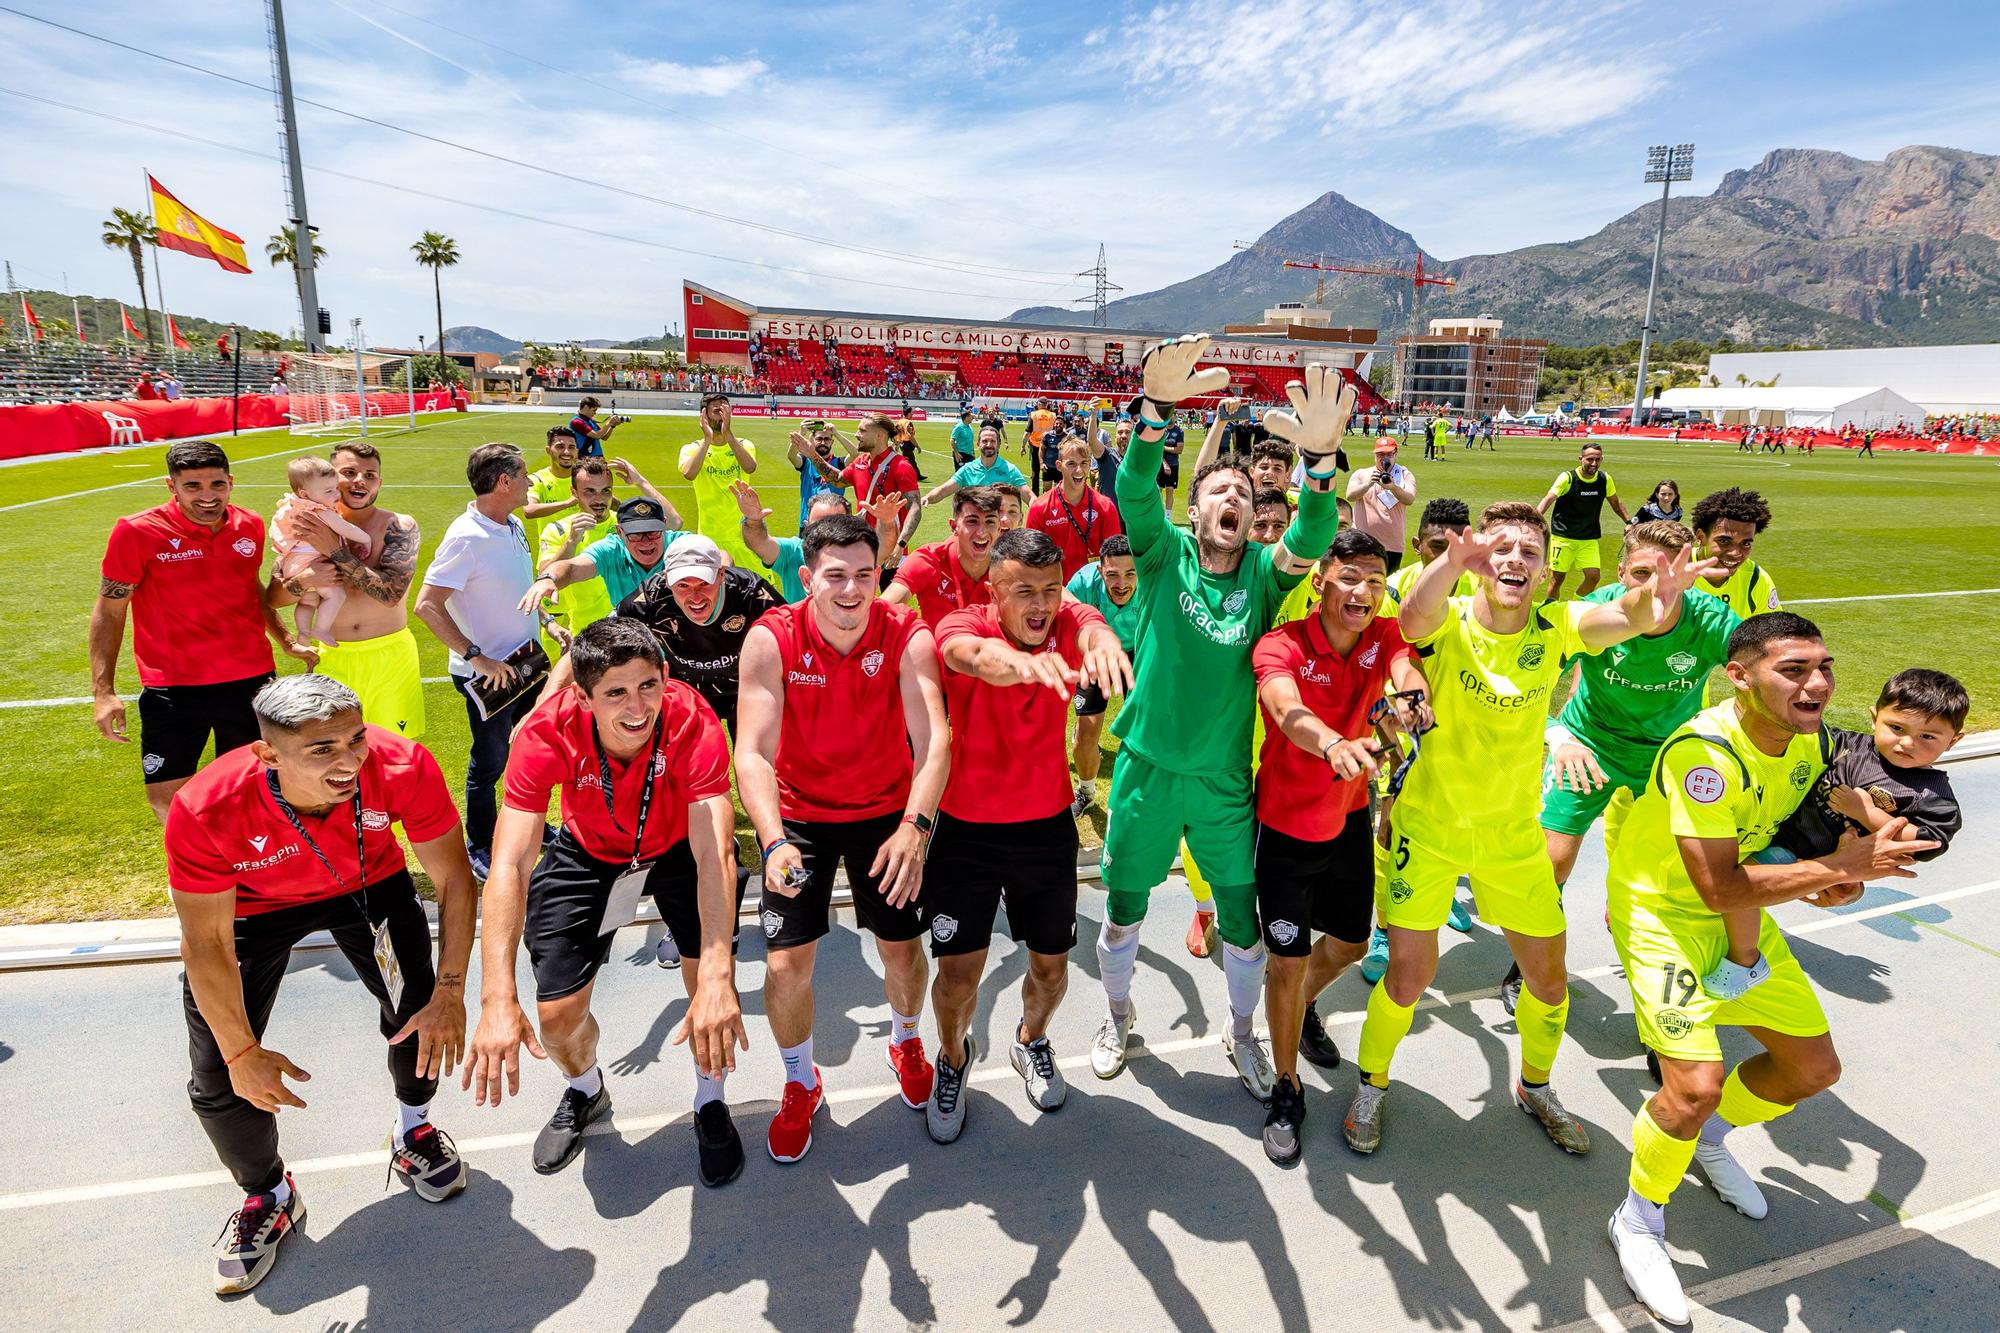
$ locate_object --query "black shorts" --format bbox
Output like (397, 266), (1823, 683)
(1157, 458), (1181, 486)
(138, 673), (274, 785)
(923, 810), (1079, 957)
(526, 830), (741, 1002)
(759, 812), (924, 949)
(1073, 680), (1108, 718)
(1254, 807), (1375, 954)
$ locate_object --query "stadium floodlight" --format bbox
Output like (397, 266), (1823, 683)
(1633, 142), (1695, 425)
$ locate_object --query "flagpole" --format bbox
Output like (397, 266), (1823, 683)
(143, 168), (174, 369)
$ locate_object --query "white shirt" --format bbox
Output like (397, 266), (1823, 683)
(421, 502), (538, 675)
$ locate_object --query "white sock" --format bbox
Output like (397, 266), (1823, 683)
(1617, 1188), (1666, 1237)
(268, 1176), (293, 1205)
(396, 1100), (431, 1141)
(693, 1068), (727, 1111)
(1097, 918), (1142, 1018)
(1222, 941), (1267, 1042)
(1698, 1111), (1735, 1149)
(565, 1065), (603, 1098)
(890, 1008), (921, 1047)
(781, 1038), (817, 1089)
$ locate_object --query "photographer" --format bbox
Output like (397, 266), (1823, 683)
(1344, 436), (1417, 571)
(566, 396), (629, 459)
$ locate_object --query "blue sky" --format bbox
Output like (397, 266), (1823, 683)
(4, 0), (1998, 345)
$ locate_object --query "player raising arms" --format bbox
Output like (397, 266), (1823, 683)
(923, 528), (1132, 1142)
(1090, 336), (1348, 1104)
(735, 514), (951, 1162)
(1344, 501), (1709, 1156)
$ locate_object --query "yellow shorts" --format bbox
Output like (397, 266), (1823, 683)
(315, 627), (426, 739)
(1378, 804), (1566, 937)
(1611, 904), (1828, 1062)
(1548, 535), (1602, 574)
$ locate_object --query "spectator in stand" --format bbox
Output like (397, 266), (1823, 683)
(268, 375), (287, 396)
(133, 372), (159, 400)
(162, 374), (184, 401)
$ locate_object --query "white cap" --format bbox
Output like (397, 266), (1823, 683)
(658, 534), (724, 585)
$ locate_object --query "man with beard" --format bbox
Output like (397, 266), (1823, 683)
(884, 487), (1003, 625)
(527, 459), (662, 645)
(681, 393), (761, 575)
(787, 421), (849, 526)
(1343, 501), (1706, 1158)
(923, 423), (1033, 511)
(732, 482), (901, 604)
(1088, 338), (1348, 1106)
(533, 497), (686, 612)
(734, 514), (950, 1163)
(842, 413), (925, 561)
(1025, 437), (1124, 581)
(606, 536), (781, 733)
(267, 442), (426, 739)
(1537, 442), (1629, 600)
(1601, 613), (1936, 1326)
(922, 528), (1132, 1142)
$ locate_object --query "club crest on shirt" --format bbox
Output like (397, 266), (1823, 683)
(1223, 589), (1248, 616)
(929, 914), (959, 943)
(232, 537), (257, 558)
(1518, 643), (1545, 670)
(1667, 651), (1698, 676)
(651, 752), (670, 778)
(861, 649), (886, 677)
(761, 909), (783, 939)
(722, 615), (747, 633)
(1358, 643), (1380, 669)
(142, 752), (165, 775)
(1268, 919), (1299, 946)
(1790, 760), (1813, 789)
(359, 808), (391, 832)
(1656, 1009), (1694, 1039)
(1388, 877), (1411, 903)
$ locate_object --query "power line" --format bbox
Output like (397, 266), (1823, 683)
(0, 86), (1070, 304)
(0, 6), (1087, 290)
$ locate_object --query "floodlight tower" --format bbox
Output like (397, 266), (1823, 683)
(1632, 142), (1694, 424)
(267, 0), (322, 353)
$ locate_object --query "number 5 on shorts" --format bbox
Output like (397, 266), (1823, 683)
(1659, 964), (1696, 1007)
(1394, 834), (1410, 871)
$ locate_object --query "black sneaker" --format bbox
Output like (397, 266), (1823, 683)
(693, 1101), (745, 1187)
(213, 1174), (305, 1294)
(533, 1083), (611, 1174)
(1501, 961), (1523, 1017)
(1299, 1004), (1342, 1069)
(1262, 1075), (1306, 1165)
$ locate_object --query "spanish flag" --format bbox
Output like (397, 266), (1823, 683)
(148, 175), (251, 274)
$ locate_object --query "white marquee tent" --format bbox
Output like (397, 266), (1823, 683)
(1653, 385), (1923, 430)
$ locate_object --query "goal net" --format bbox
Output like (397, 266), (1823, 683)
(286, 349), (409, 438)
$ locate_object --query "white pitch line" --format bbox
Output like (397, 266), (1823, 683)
(3, 876), (1995, 1212)
(1789, 587), (2000, 606)
(1545, 1184), (2000, 1333)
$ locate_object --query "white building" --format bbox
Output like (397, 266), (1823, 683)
(1706, 345), (2000, 416)
(1654, 385), (1924, 430)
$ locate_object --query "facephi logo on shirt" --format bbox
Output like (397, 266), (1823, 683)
(1298, 657), (1332, 685)
(249, 834), (269, 853)
(359, 808), (391, 832)
(1667, 651), (1698, 676)
(1683, 766), (1727, 804)
(232, 537), (257, 558)
(1223, 589), (1248, 616)
(1358, 643), (1380, 669)
(861, 649), (886, 678)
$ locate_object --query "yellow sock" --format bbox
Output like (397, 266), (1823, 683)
(1514, 982), (1571, 1084)
(1357, 982), (1416, 1085)
(1629, 1103), (1698, 1204)
(1180, 839), (1214, 908)
(1717, 1066), (1795, 1130)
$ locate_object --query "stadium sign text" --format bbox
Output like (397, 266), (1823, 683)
(759, 319), (1081, 356)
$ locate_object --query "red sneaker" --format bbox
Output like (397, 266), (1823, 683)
(766, 1072), (825, 1163)
(886, 1038), (935, 1109)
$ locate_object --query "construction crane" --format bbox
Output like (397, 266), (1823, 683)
(1230, 242), (1456, 306)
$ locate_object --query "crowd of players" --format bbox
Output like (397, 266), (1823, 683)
(87, 336), (1969, 1324)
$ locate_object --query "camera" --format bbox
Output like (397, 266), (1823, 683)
(609, 413), (632, 425)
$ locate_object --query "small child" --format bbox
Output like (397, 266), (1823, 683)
(272, 456), (372, 647)
(1705, 667), (1967, 999)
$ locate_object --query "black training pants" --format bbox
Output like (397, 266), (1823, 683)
(182, 871), (437, 1193)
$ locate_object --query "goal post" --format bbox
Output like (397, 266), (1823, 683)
(286, 348), (424, 438)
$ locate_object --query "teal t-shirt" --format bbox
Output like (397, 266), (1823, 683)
(951, 456), (1027, 490)
(582, 530), (683, 608)
(1558, 584), (1740, 771)
(950, 421), (976, 458)
(763, 536), (809, 603)
(1066, 563), (1141, 650)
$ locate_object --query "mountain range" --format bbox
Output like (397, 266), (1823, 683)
(427, 326), (685, 355)
(1012, 146), (2000, 347)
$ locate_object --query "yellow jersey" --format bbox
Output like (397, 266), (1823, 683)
(538, 511), (618, 634)
(1700, 559), (1781, 621)
(1382, 559), (1475, 619)
(1607, 701), (1828, 935)
(527, 466), (576, 546)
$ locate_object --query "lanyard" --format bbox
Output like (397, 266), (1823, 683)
(1057, 487), (1096, 550)
(264, 769), (367, 898)
(591, 713), (665, 870)
(865, 449), (900, 501)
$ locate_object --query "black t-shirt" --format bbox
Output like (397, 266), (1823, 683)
(1773, 726), (1960, 861)
(616, 566), (782, 725)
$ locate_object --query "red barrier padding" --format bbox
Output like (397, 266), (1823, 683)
(0, 392), (462, 462)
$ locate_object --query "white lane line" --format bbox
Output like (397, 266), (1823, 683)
(1790, 587), (2000, 606)
(1546, 1184), (2000, 1333)
(4, 876), (1996, 1211)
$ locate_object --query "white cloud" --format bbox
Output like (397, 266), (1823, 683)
(617, 56), (770, 98)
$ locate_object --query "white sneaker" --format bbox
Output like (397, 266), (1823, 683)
(654, 935), (682, 970)
(1090, 1003), (1136, 1080)
(1608, 1212), (1690, 1326)
(1695, 1140), (1769, 1219)
(1070, 781), (1093, 817)
(1222, 1028), (1275, 1103)
(1343, 1081), (1388, 1154)
(1010, 1033), (1068, 1111)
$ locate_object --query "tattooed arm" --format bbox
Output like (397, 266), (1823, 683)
(89, 576), (136, 742)
(329, 514), (419, 605)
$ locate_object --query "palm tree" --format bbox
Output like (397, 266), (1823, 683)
(100, 207), (157, 347)
(410, 231), (460, 383)
(265, 226), (327, 316)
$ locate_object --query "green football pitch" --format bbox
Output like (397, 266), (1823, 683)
(3, 411), (1996, 923)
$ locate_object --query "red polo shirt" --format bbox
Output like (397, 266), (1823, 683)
(101, 502), (274, 687)
(758, 599), (924, 821)
(892, 539), (992, 626)
(165, 728), (460, 915)
(1025, 485), (1123, 579)
(842, 451), (921, 525)
(503, 681), (731, 864)
(936, 602), (1104, 823)
(1252, 614), (1412, 841)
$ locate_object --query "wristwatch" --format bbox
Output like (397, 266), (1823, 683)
(463, 643), (482, 662)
